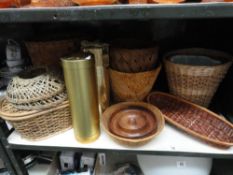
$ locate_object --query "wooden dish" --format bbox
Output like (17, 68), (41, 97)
(102, 102), (164, 146)
(147, 91), (233, 148)
(72, 0), (116, 5)
(110, 65), (161, 102)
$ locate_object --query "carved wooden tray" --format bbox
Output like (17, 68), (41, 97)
(147, 91), (233, 148)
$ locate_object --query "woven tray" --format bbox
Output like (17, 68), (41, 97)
(0, 99), (71, 140)
(147, 91), (233, 148)
(6, 68), (65, 104)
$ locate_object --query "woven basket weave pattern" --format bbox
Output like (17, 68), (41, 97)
(11, 107), (71, 140)
(6, 73), (65, 104)
(25, 40), (77, 67)
(165, 60), (232, 107)
(0, 99), (72, 140)
(12, 92), (67, 110)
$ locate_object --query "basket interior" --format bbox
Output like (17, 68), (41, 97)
(18, 67), (46, 79)
(170, 55), (222, 66)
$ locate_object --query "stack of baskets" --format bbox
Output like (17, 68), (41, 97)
(109, 46), (161, 102)
(0, 67), (72, 140)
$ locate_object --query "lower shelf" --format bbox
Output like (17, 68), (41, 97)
(7, 125), (233, 158)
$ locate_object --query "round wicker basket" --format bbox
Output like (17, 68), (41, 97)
(6, 68), (65, 105)
(164, 48), (233, 107)
(0, 99), (72, 140)
(110, 47), (158, 73)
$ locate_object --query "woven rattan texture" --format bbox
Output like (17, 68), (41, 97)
(149, 93), (233, 144)
(164, 59), (232, 107)
(6, 73), (65, 104)
(25, 40), (77, 67)
(110, 47), (158, 73)
(0, 99), (72, 140)
(12, 91), (67, 110)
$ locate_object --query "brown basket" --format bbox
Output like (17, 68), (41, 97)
(147, 91), (233, 148)
(109, 65), (161, 102)
(0, 99), (72, 140)
(164, 48), (232, 107)
(110, 47), (158, 73)
(102, 102), (164, 146)
(25, 39), (78, 67)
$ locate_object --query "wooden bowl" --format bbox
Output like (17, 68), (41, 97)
(110, 47), (158, 73)
(72, 0), (116, 5)
(110, 65), (161, 102)
(102, 102), (165, 146)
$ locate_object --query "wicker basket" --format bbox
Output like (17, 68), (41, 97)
(110, 47), (158, 73)
(164, 48), (232, 107)
(0, 99), (72, 140)
(25, 39), (78, 67)
(110, 65), (161, 102)
(147, 92), (233, 148)
(6, 68), (65, 105)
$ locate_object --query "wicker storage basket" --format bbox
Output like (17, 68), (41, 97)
(25, 39), (78, 67)
(0, 99), (72, 140)
(147, 92), (233, 148)
(110, 47), (158, 73)
(164, 48), (232, 107)
(109, 65), (161, 102)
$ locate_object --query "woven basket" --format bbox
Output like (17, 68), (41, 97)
(6, 68), (65, 105)
(0, 99), (72, 140)
(147, 92), (233, 148)
(164, 48), (232, 107)
(110, 47), (158, 73)
(110, 65), (161, 102)
(25, 39), (78, 67)
(12, 92), (67, 110)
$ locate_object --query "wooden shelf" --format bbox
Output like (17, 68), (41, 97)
(1, 3), (233, 23)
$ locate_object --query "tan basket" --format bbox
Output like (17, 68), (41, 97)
(25, 39), (78, 67)
(109, 65), (161, 102)
(12, 92), (67, 110)
(6, 68), (65, 104)
(164, 48), (232, 107)
(0, 99), (72, 140)
(110, 47), (158, 73)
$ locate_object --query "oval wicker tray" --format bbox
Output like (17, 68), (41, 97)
(147, 91), (233, 148)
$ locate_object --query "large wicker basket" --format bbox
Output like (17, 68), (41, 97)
(0, 99), (72, 140)
(25, 39), (78, 67)
(164, 48), (232, 107)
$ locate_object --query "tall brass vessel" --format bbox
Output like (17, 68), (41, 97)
(81, 41), (110, 116)
(61, 52), (100, 143)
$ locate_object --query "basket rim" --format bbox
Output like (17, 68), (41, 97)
(163, 48), (233, 68)
(147, 91), (233, 147)
(109, 64), (161, 75)
(0, 99), (69, 121)
(101, 101), (165, 144)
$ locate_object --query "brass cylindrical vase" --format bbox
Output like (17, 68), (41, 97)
(62, 53), (100, 143)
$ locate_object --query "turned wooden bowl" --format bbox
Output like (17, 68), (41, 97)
(102, 102), (165, 146)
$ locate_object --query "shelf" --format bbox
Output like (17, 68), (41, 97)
(0, 3), (233, 23)
(7, 125), (233, 158)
